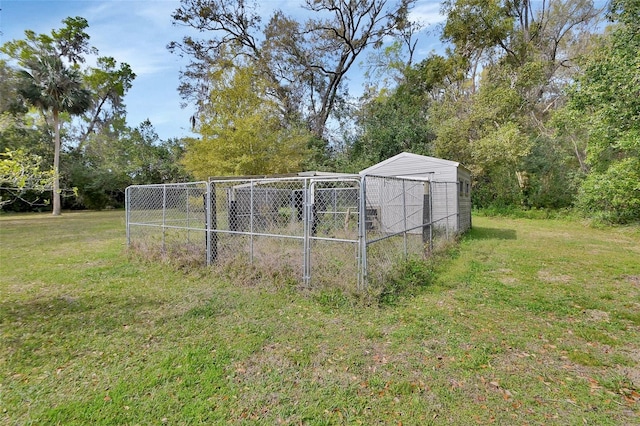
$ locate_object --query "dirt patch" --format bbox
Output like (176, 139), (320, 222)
(538, 269), (573, 284)
(232, 343), (294, 380)
(583, 309), (610, 323)
(624, 275), (640, 287)
(618, 366), (640, 389)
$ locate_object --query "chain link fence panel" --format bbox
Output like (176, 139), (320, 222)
(363, 177), (459, 287)
(125, 182), (209, 264)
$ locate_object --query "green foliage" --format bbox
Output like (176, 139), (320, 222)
(0, 60), (28, 115)
(68, 120), (191, 209)
(352, 87), (434, 166)
(3, 17), (100, 215)
(473, 122), (532, 173)
(0, 149), (54, 209)
(78, 56), (136, 147)
(0, 111), (51, 158)
(577, 157), (640, 224)
(442, 0), (514, 58)
(183, 65), (311, 178)
(171, 0), (414, 144)
(1, 16), (96, 65)
(1, 17), (141, 212)
(471, 164), (522, 208)
(430, 63), (536, 209)
(521, 135), (582, 209)
(377, 257), (436, 305)
(16, 55), (92, 116)
(560, 0), (640, 222)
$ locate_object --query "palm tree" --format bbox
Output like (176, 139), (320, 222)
(18, 56), (91, 215)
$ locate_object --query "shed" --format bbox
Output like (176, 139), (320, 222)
(359, 152), (472, 233)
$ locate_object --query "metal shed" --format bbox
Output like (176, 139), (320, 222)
(359, 152), (472, 233)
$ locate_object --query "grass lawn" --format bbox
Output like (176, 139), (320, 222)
(1, 210), (638, 425)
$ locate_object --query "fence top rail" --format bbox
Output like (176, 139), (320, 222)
(126, 181), (208, 189)
(362, 174), (459, 184)
(209, 172), (358, 182)
(209, 175), (361, 185)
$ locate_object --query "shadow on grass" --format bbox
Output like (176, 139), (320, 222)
(466, 226), (517, 241)
(0, 294), (164, 329)
(0, 296), (91, 320)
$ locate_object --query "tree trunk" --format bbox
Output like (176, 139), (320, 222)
(52, 109), (61, 216)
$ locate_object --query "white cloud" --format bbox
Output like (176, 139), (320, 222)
(78, 1), (186, 76)
(410, 1), (446, 27)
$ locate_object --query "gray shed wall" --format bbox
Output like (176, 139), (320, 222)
(360, 153), (472, 234)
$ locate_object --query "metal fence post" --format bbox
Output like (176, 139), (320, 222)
(358, 175), (368, 290)
(125, 187), (130, 246)
(162, 185), (167, 252)
(302, 178), (311, 287)
(445, 183), (450, 240)
(186, 186), (191, 244)
(429, 181), (433, 253)
(402, 179), (408, 258)
(456, 180), (460, 233)
(210, 182), (217, 264)
(249, 180), (254, 263)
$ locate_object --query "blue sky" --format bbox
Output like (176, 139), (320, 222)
(1, 0), (445, 141)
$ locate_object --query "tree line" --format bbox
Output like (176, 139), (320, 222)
(1, 0), (638, 223)
(0, 17), (190, 213)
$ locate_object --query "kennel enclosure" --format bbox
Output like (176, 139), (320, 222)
(125, 153), (471, 288)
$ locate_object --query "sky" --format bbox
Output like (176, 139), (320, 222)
(0, 0), (446, 141)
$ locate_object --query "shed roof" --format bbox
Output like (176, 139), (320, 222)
(359, 152), (469, 179)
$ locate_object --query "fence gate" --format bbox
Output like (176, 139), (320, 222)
(303, 179), (362, 287)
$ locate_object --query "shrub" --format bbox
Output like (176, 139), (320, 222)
(377, 256), (436, 306)
(577, 157), (640, 224)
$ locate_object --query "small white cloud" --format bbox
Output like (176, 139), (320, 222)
(78, 1), (186, 77)
(410, 1), (446, 27)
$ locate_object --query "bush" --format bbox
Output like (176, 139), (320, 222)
(577, 157), (640, 224)
(377, 257), (436, 306)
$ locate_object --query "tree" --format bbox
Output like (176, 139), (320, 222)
(423, 0), (603, 208)
(2, 17), (95, 215)
(2, 17), (136, 214)
(68, 119), (191, 209)
(169, 0), (415, 146)
(561, 0), (640, 222)
(182, 64), (310, 178)
(15, 55), (91, 215)
(352, 81), (434, 167)
(0, 60), (29, 115)
(77, 56), (136, 150)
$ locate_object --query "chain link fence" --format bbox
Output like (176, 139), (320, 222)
(126, 176), (461, 289)
(125, 182), (209, 263)
(362, 178), (459, 287)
